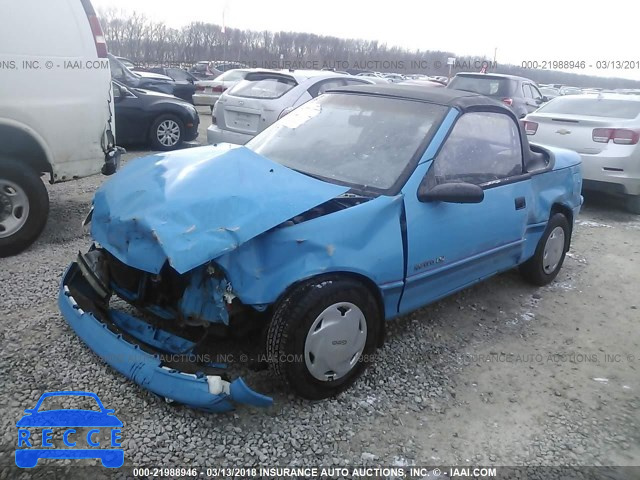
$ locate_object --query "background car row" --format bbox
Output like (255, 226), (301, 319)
(106, 54), (640, 215)
(207, 70), (375, 145)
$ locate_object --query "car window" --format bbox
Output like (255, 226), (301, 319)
(430, 112), (523, 186)
(540, 87), (558, 97)
(448, 76), (510, 97)
(536, 97), (640, 118)
(230, 74), (298, 99)
(167, 68), (190, 81)
(247, 93), (447, 192)
(522, 84), (533, 98)
(344, 79), (373, 87)
(308, 79), (346, 98)
(112, 82), (122, 97)
(218, 70), (248, 82)
(530, 85), (543, 100)
(109, 58), (126, 80)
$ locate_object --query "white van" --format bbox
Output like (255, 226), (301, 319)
(0, 0), (120, 256)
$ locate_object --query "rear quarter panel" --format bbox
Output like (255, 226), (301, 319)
(521, 146), (582, 261)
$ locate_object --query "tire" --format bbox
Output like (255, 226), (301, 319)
(266, 278), (381, 400)
(149, 114), (184, 151)
(0, 160), (49, 257)
(626, 195), (640, 215)
(519, 213), (570, 286)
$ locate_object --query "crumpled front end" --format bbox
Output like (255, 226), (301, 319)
(59, 253), (272, 412)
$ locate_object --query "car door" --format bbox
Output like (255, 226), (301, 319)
(112, 82), (145, 144)
(400, 110), (533, 314)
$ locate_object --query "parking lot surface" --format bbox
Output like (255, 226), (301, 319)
(1, 109), (638, 475)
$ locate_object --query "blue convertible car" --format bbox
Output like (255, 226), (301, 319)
(59, 85), (582, 411)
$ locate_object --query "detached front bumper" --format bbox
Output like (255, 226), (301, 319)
(58, 262), (272, 413)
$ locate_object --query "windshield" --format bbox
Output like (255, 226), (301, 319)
(449, 76), (511, 97)
(537, 97), (640, 118)
(218, 69), (248, 82)
(247, 93), (447, 191)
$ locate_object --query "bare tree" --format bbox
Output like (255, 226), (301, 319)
(98, 11), (640, 88)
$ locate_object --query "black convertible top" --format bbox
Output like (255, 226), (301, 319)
(328, 84), (512, 113)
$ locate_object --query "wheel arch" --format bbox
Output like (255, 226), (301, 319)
(550, 202), (574, 247)
(274, 271), (386, 346)
(0, 121), (53, 180)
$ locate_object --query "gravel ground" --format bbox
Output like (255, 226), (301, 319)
(1, 109), (638, 477)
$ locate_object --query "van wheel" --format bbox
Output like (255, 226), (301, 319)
(266, 278), (381, 400)
(519, 213), (570, 286)
(150, 114), (184, 151)
(626, 195), (640, 214)
(0, 160), (49, 257)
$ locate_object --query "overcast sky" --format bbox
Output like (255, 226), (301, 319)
(93, 0), (640, 80)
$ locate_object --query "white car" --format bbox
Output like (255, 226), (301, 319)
(207, 70), (373, 145)
(193, 68), (251, 110)
(523, 93), (640, 213)
(0, 0), (118, 256)
(383, 73), (406, 83)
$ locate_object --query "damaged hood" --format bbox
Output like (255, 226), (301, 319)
(92, 145), (349, 274)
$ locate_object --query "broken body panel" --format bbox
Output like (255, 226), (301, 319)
(59, 98), (582, 411)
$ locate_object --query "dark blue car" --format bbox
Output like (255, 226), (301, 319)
(16, 391), (123, 468)
(59, 85), (582, 412)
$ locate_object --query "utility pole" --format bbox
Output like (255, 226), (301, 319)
(221, 2), (228, 62)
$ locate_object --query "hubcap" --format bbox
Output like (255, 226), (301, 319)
(0, 179), (30, 238)
(542, 226), (565, 274)
(157, 120), (180, 147)
(304, 302), (368, 381)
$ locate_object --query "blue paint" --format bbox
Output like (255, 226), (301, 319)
(60, 100), (582, 412)
(58, 266), (272, 412)
(91, 144), (349, 274)
(177, 266), (230, 325)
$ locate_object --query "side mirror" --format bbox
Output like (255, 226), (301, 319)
(418, 182), (484, 204)
(540, 96), (549, 103)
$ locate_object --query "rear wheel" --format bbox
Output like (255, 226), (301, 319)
(0, 160), (49, 257)
(626, 195), (640, 214)
(519, 213), (570, 286)
(266, 278), (381, 400)
(150, 114), (184, 151)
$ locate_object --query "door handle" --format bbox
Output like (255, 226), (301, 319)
(515, 197), (526, 210)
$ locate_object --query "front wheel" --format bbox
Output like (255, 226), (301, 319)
(0, 160), (49, 257)
(150, 114), (184, 151)
(266, 278), (381, 400)
(519, 213), (570, 286)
